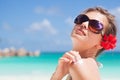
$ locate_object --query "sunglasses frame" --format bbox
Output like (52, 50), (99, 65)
(74, 14), (104, 34)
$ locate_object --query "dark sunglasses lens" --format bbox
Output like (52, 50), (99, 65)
(89, 20), (103, 34)
(74, 14), (89, 24)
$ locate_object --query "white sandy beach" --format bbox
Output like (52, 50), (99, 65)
(0, 74), (51, 80)
(0, 75), (119, 80)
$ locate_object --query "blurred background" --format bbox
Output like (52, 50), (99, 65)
(0, 0), (120, 80)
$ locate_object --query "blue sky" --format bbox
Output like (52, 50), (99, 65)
(0, 0), (120, 52)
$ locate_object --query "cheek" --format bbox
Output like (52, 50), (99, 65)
(89, 35), (102, 44)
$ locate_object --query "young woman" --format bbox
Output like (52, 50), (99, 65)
(50, 7), (117, 80)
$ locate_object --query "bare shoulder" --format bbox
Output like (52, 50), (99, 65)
(82, 58), (100, 78)
(83, 58), (98, 68)
(69, 58), (101, 80)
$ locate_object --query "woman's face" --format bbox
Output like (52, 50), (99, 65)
(71, 11), (108, 51)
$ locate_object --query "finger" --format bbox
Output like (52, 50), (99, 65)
(59, 57), (70, 62)
(63, 52), (76, 63)
(59, 57), (74, 65)
(69, 50), (82, 61)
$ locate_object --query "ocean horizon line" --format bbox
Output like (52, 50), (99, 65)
(40, 50), (120, 54)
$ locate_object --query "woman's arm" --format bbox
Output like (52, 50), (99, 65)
(50, 52), (71, 80)
(50, 69), (63, 80)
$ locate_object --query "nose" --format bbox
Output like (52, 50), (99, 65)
(80, 24), (86, 29)
(80, 21), (89, 30)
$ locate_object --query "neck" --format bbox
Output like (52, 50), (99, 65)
(72, 47), (97, 59)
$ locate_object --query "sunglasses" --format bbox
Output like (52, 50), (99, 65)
(74, 14), (104, 34)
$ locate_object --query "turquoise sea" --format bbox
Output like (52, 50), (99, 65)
(0, 51), (120, 80)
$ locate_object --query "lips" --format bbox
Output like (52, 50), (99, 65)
(75, 28), (86, 36)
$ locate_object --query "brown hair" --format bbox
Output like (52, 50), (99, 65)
(83, 7), (117, 57)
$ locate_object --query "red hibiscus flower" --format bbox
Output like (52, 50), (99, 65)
(101, 34), (117, 50)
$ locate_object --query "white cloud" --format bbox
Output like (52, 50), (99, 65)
(65, 17), (74, 26)
(25, 19), (57, 35)
(2, 22), (11, 30)
(110, 7), (120, 16)
(34, 6), (61, 15)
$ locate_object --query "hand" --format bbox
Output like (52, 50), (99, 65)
(58, 51), (81, 76)
(60, 50), (82, 63)
(51, 50), (81, 80)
